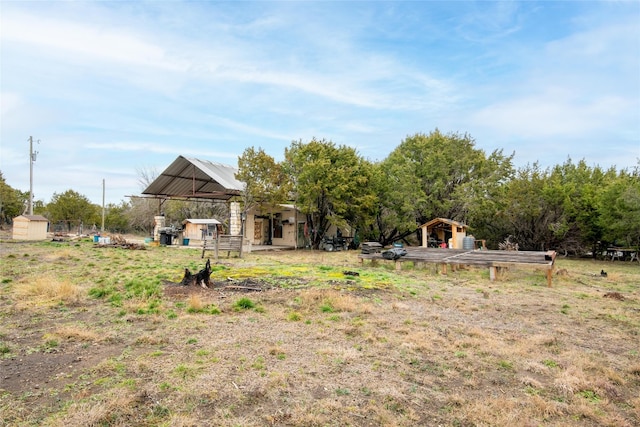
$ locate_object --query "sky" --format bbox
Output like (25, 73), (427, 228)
(1, 1), (639, 206)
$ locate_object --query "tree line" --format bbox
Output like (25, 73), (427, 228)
(1, 129), (638, 253)
(0, 171), (229, 237)
(238, 130), (639, 254)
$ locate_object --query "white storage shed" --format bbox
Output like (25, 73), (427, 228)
(12, 215), (49, 240)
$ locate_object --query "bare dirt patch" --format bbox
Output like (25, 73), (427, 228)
(1, 239), (639, 426)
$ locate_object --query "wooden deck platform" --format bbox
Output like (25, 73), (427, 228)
(359, 247), (557, 287)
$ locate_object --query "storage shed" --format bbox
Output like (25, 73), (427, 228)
(420, 218), (468, 249)
(12, 215), (49, 240)
(182, 218), (222, 241)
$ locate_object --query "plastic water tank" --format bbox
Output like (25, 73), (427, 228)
(463, 235), (476, 250)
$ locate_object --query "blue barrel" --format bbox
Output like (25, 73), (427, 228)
(463, 235), (475, 250)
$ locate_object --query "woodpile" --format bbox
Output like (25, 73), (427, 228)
(96, 235), (146, 250)
(361, 242), (383, 254)
(498, 235), (519, 251)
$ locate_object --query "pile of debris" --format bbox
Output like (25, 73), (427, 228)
(498, 235), (519, 251)
(95, 235), (146, 250)
(361, 241), (383, 254)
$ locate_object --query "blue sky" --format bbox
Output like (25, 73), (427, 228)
(1, 1), (639, 205)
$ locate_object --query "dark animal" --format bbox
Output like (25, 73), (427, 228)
(195, 258), (212, 288)
(343, 270), (360, 277)
(179, 268), (194, 286)
(180, 259), (212, 288)
(600, 270), (607, 277)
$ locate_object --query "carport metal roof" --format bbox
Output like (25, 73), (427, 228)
(142, 156), (244, 201)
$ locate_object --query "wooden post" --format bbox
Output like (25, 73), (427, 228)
(395, 260), (402, 271)
(546, 268), (553, 287)
(440, 264), (447, 275)
(489, 266), (496, 281)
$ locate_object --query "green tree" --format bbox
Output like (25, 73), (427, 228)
(236, 147), (292, 243)
(598, 164), (640, 248)
(285, 138), (376, 248)
(47, 190), (100, 233)
(542, 159), (610, 255)
(496, 162), (579, 251)
(104, 201), (131, 233)
(497, 159), (620, 253)
(0, 171), (27, 224)
(375, 130), (514, 245)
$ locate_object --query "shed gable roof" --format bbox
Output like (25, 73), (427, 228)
(182, 218), (222, 225)
(142, 156), (244, 200)
(420, 218), (468, 229)
(15, 215), (49, 222)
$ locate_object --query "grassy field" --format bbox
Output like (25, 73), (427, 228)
(0, 237), (639, 426)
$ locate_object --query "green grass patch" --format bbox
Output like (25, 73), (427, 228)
(233, 297), (256, 311)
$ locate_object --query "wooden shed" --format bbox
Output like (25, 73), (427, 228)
(182, 218), (222, 241)
(12, 215), (49, 240)
(419, 218), (468, 249)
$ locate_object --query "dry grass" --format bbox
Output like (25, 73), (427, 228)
(0, 239), (638, 426)
(51, 324), (104, 342)
(12, 275), (81, 307)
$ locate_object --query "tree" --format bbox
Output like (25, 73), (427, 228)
(47, 190), (100, 233)
(104, 201), (131, 233)
(162, 199), (229, 230)
(236, 147), (291, 243)
(496, 159), (621, 253)
(127, 167), (161, 234)
(374, 130), (514, 245)
(498, 163), (560, 251)
(285, 138), (376, 248)
(541, 159), (609, 255)
(0, 171), (27, 225)
(598, 164), (640, 248)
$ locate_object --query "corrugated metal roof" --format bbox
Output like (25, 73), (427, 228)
(142, 156), (244, 200)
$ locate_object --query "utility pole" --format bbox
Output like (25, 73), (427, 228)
(28, 136), (39, 215)
(101, 179), (105, 232)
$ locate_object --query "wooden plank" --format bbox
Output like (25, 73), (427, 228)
(203, 235), (243, 260)
(358, 248), (557, 286)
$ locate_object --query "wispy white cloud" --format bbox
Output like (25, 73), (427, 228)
(2, 11), (185, 71)
(1, 1), (637, 204)
(85, 141), (238, 160)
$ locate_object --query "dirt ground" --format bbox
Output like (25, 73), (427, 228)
(1, 237), (639, 426)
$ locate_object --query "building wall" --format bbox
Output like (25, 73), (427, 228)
(12, 217), (48, 240)
(182, 222), (218, 240)
(245, 205), (299, 247)
(229, 202), (242, 235)
(420, 221), (467, 248)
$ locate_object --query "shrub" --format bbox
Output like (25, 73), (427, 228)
(233, 297), (255, 311)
